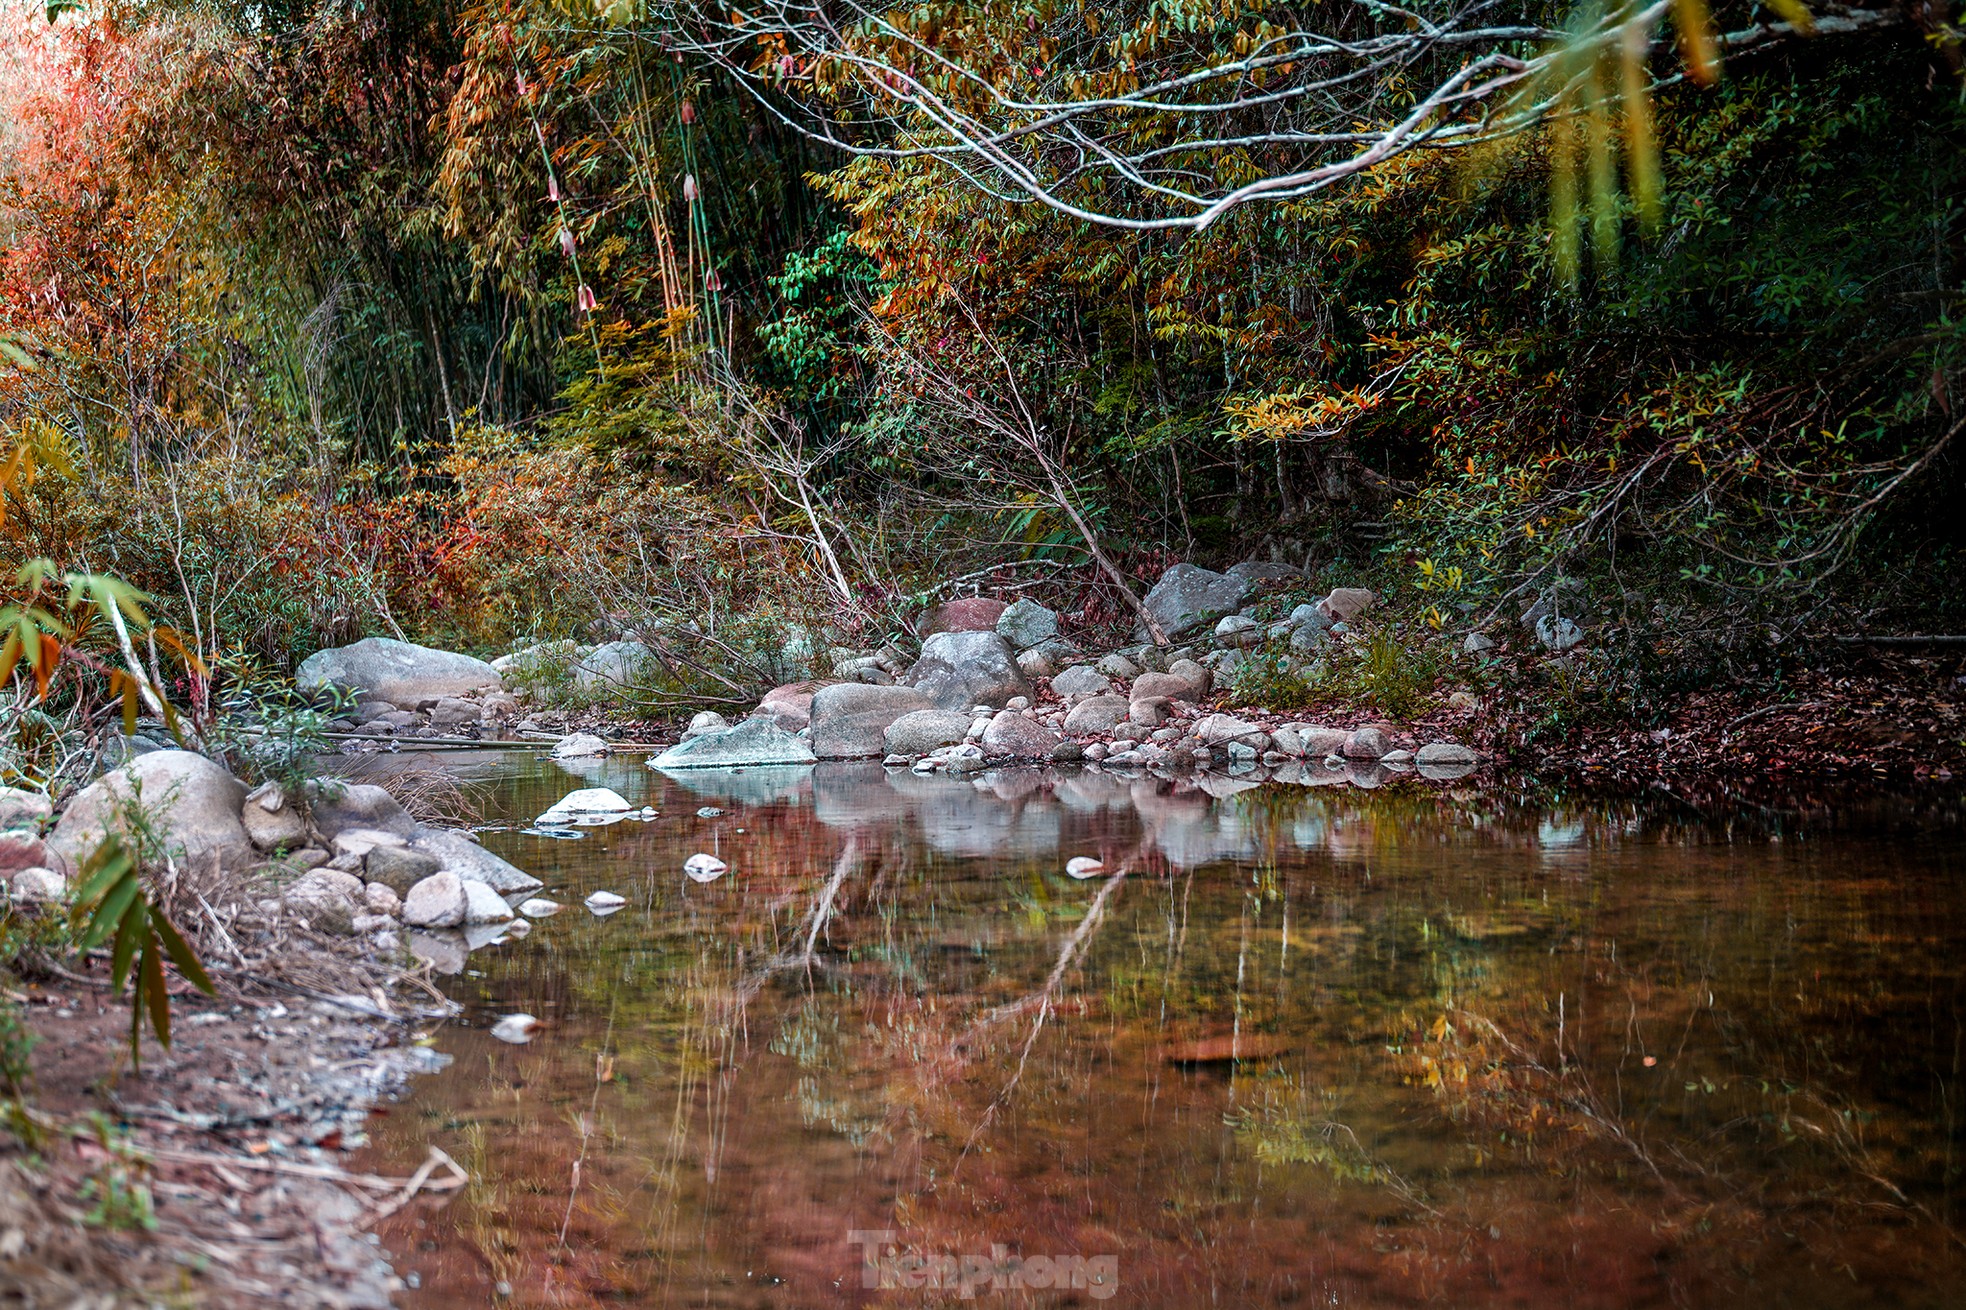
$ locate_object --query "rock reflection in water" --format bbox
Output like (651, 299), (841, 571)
(361, 757), (1966, 1309)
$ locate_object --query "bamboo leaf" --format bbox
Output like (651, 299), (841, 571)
(151, 907), (215, 996)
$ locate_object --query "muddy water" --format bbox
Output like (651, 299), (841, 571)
(361, 756), (1966, 1307)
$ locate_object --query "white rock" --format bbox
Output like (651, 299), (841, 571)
(1065, 856), (1105, 879)
(551, 733), (610, 759)
(462, 879), (515, 924)
(584, 890), (627, 913)
(518, 898), (562, 918)
(683, 853), (728, 883)
(490, 1013), (539, 1044)
(536, 787), (635, 826)
(9, 867), (64, 904)
(402, 872), (468, 928)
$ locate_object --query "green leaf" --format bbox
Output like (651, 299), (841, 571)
(141, 944), (172, 1051)
(151, 908), (215, 996)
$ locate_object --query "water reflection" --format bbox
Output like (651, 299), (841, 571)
(359, 757), (1966, 1308)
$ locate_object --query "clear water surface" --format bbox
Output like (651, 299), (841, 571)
(354, 753), (1966, 1308)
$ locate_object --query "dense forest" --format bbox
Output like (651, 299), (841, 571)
(1, 0), (1960, 732)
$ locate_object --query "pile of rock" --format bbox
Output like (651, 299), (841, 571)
(7, 749), (542, 971)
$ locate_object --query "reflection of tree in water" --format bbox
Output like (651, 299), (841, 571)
(374, 762), (1966, 1307)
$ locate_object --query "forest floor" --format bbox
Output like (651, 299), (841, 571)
(0, 939), (455, 1307)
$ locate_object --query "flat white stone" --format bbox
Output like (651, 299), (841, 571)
(684, 853), (728, 883)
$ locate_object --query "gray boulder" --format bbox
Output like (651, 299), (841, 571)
(365, 844), (444, 896)
(284, 870), (363, 935)
(996, 599), (1060, 651)
(1051, 665), (1114, 699)
(1064, 694), (1130, 735)
(903, 631), (1031, 711)
(1343, 726), (1391, 759)
(1213, 615), (1263, 648)
(883, 710), (973, 757)
(1140, 564), (1253, 642)
(308, 783), (417, 841)
(651, 717), (817, 769)
(1095, 653), (1143, 680)
(1536, 615), (1586, 651)
(462, 879), (515, 924)
(297, 638), (500, 706)
(1225, 560), (1301, 585)
(1193, 714), (1267, 748)
(47, 751), (251, 877)
(1416, 742), (1478, 766)
(574, 640), (652, 693)
(810, 684), (935, 759)
(0, 786), (51, 832)
(409, 828), (542, 894)
(1317, 588), (1377, 622)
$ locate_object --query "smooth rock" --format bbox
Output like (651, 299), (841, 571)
(1140, 564), (1254, 641)
(1343, 727), (1392, 759)
(285, 870), (363, 934)
(10, 867), (64, 903)
(883, 709), (973, 757)
(980, 711), (1060, 760)
(47, 751), (252, 877)
(0, 786), (52, 832)
(683, 853), (728, 883)
(411, 827), (543, 894)
(364, 882), (402, 916)
(809, 683), (935, 759)
(297, 638), (500, 705)
(1065, 856), (1105, 879)
(996, 599), (1060, 651)
(1293, 726), (1351, 758)
(927, 597), (1009, 634)
(308, 783), (417, 840)
(1095, 653), (1142, 680)
(1051, 741), (1085, 763)
(462, 879), (515, 924)
(573, 640), (652, 693)
(1214, 615), (1263, 648)
(1464, 632), (1497, 654)
(1130, 671), (1198, 704)
(1128, 698), (1168, 727)
(429, 697), (482, 728)
(402, 873), (468, 928)
(1064, 695), (1130, 735)
(241, 800), (308, 853)
(365, 845), (444, 896)
(552, 732), (610, 759)
(1416, 742), (1478, 766)
(904, 630), (1031, 711)
(490, 1014), (539, 1044)
(538, 787), (636, 825)
(1225, 560), (1301, 585)
(1016, 648), (1056, 680)
(0, 832), (49, 875)
(652, 717), (817, 769)
(1193, 714), (1267, 747)
(1051, 665), (1114, 699)
(519, 898), (561, 918)
(584, 890), (627, 913)
(1536, 615), (1586, 651)
(684, 710), (730, 738)
(1318, 588), (1377, 622)
(753, 682), (817, 732)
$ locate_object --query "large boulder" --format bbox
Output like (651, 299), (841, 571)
(1225, 560), (1301, 585)
(883, 710), (973, 757)
(903, 631), (1031, 711)
(810, 684), (934, 759)
(753, 682), (819, 732)
(573, 640), (652, 693)
(47, 751), (251, 877)
(1140, 564), (1253, 642)
(651, 717), (817, 769)
(297, 638), (500, 706)
(996, 599), (1060, 651)
(408, 828), (542, 894)
(402, 872), (468, 928)
(926, 597), (1008, 634)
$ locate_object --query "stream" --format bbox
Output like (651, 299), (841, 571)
(354, 753), (1966, 1307)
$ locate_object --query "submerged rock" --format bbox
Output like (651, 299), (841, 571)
(652, 717), (817, 769)
(536, 787), (636, 824)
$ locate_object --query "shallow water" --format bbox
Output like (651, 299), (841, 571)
(359, 755), (1966, 1307)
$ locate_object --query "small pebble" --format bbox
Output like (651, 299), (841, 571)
(684, 853), (728, 883)
(585, 890), (627, 913)
(1066, 856), (1105, 879)
(490, 1014), (539, 1044)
